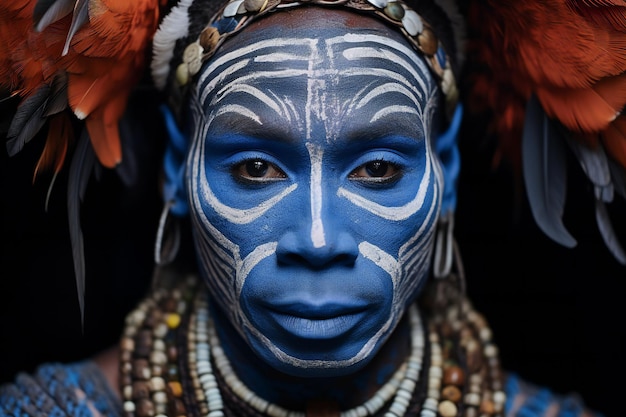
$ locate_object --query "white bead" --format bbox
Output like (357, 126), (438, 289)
(152, 391), (167, 404)
(224, 0), (245, 16)
(464, 392), (481, 406)
(428, 366), (442, 378)
(389, 402), (406, 415)
(493, 390), (506, 404)
(428, 376), (441, 390)
(355, 405), (369, 417)
(420, 409), (436, 417)
(123, 401), (136, 412)
(366, 0), (388, 8)
(394, 395), (410, 408)
(484, 343), (498, 358)
(399, 379), (416, 392)
(267, 404), (289, 417)
(423, 397), (438, 411)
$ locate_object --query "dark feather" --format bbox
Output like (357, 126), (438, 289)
(114, 106), (141, 187)
(609, 159), (626, 199)
(522, 94), (577, 248)
(6, 85), (51, 156)
(595, 199), (626, 265)
(67, 128), (95, 329)
(43, 73), (69, 117)
(566, 135), (613, 202)
(62, 0), (89, 56)
(34, 0), (75, 32)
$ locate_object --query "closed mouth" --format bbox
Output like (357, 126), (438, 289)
(265, 303), (367, 339)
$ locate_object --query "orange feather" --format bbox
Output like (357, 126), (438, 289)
(466, 0), (626, 172)
(34, 113), (74, 179)
(1, 0), (161, 172)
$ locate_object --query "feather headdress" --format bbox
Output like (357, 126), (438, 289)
(466, 0), (626, 265)
(0, 0), (163, 324)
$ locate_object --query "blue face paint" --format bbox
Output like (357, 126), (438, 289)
(185, 25), (444, 377)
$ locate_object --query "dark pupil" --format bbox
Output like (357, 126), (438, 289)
(246, 160), (268, 177)
(365, 161), (388, 177)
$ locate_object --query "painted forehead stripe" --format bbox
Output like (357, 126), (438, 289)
(198, 34), (434, 108)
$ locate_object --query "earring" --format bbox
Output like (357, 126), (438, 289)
(154, 199), (181, 266)
(433, 211), (454, 279)
(430, 212), (467, 310)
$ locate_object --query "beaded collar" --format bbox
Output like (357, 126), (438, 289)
(119, 268), (506, 417)
(152, 0), (459, 120)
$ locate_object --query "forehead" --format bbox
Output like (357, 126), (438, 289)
(196, 10), (436, 101)
(193, 10), (438, 142)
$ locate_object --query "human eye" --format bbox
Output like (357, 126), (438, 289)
(232, 158), (287, 183)
(348, 159), (402, 184)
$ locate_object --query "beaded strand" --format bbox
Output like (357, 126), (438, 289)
(121, 273), (505, 417)
(200, 295), (425, 417)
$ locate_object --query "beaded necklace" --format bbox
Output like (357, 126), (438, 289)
(119, 270), (506, 417)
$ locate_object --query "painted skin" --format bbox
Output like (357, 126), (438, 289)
(170, 8), (457, 409)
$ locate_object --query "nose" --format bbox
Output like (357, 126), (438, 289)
(276, 228), (359, 269)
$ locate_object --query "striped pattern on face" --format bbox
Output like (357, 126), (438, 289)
(186, 32), (443, 369)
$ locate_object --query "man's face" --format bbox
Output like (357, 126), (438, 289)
(185, 13), (443, 377)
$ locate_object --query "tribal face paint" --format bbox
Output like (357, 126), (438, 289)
(185, 19), (443, 377)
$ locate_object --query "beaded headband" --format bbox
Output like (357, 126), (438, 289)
(152, 0), (461, 120)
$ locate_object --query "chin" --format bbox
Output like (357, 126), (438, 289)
(244, 322), (390, 378)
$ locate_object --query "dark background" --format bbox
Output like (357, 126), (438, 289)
(456, 112), (626, 417)
(1, 87), (624, 417)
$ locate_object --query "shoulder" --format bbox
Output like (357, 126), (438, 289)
(504, 373), (605, 417)
(0, 361), (122, 417)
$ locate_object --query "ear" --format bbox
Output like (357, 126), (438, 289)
(434, 104), (463, 216)
(160, 104), (190, 217)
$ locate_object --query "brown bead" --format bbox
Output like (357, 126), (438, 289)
(443, 366), (465, 386)
(132, 381), (151, 400)
(167, 345), (178, 362)
(466, 346), (483, 373)
(136, 330), (153, 357)
(162, 297), (178, 313)
(491, 379), (503, 391)
(170, 398), (186, 415)
(135, 399), (155, 417)
(121, 349), (132, 362)
(143, 311), (158, 330)
(132, 359), (151, 380)
(441, 385), (462, 402)
(480, 399), (495, 414)
(121, 374), (133, 387)
(442, 339), (454, 359)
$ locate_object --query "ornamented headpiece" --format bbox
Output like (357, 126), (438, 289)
(151, 0), (466, 120)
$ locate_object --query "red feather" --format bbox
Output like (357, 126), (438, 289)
(467, 0), (626, 172)
(0, 0), (161, 172)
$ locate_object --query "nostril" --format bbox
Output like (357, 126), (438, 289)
(333, 253), (356, 266)
(278, 252), (308, 266)
(276, 231), (359, 269)
(278, 252), (355, 269)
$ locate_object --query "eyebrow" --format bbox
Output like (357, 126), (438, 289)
(345, 111), (426, 143)
(210, 109), (299, 144)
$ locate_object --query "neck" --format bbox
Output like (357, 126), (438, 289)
(210, 300), (416, 411)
